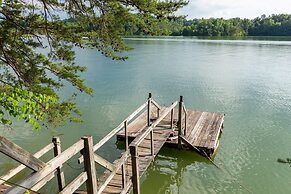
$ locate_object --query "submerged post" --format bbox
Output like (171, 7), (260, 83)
(130, 146), (140, 194)
(52, 137), (66, 191)
(82, 136), (98, 194)
(147, 93), (152, 127)
(178, 96), (183, 149)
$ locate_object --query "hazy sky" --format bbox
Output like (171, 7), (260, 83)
(177, 0), (291, 19)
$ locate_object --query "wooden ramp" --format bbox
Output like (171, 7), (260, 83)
(95, 102), (177, 194)
(0, 94), (224, 194)
(98, 128), (172, 193)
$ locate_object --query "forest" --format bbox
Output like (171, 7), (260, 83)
(122, 14), (291, 36)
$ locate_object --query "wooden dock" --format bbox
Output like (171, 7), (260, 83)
(117, 107), (224, 157)
(0, 94), (224, 194)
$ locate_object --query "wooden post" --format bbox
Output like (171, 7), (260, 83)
(147, 93), (152, 127)
(121, 163), (126, 188)
(82, 136), (98, 194)
(52, 137), (66, 191)
(130, 146), (140, 194)
(150, 130), (154, 156)
(124, 121), (128, 151)
(157, 108), (160, 118)
(184, 113), (187, 136)
(170, 104), (174, 129)
(178, 96), (183, 149)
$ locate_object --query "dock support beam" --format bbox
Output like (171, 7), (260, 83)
(178, 96), (183, 149)
(147, 93), (152, 127)
(52, 137), (66, 191)
(130, 146), (140, 194)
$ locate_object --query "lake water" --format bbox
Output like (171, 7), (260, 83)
(1, 37), (291, 193)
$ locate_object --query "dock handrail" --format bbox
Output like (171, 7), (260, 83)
(78, 101), (148, 164)
(93, 102), (148, 152)
(79, 93), (162, 164)
(129, 100), (178, 194)
(130, 101), (178, 147)
(0, 142), (54, 185)
(97, 150), (130, 194)
(2, 136), (99, 194)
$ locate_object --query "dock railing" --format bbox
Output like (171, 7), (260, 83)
(76, 93), (163, 193)
(182, 99), (188, 136)
(0, 93), (186, 194)
(178, 96), (188, 148)
(0, 136), (99, 194)
(129, 101), (178, 194)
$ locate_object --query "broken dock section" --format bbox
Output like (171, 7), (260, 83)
(0, 93), (224, 194)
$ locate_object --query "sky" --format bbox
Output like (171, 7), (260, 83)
(176, 0), (291, 19)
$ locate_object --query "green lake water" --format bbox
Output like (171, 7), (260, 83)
(1, 37), (291, 193)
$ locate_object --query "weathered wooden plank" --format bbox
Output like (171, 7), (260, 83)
(185, 111), (200, 138)
(118, 106), (149, 135)
(0, 136), (46, 172)
(103, 184), (122, 193)
(207, 114), (224, 149)
(0, 143), (54, 185)
(185, 111), (203, 141)
(210, 114), (224, 143)
(5, 139), (84, 194)
(202, 114), (222, 148)
(189, 112), (208, 144)
(196, 113), (216, 147)
(94, 154), (115, 172)
(117, 112), (147, 137)
(31, 169), (57, 191)
(151, 99), (162, 111)
(97, 151), (129, 194)
(130, 101), (178, 147)
(59, 172), (87, 194)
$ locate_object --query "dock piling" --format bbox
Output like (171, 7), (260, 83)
(130, 146), (140, 194)
(147, 93), (152, 126)
(52, 137), (66, 191)
(178, 96), (183, 149)
(82, 136), (98, 194)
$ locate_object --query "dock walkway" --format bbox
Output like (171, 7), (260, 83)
(0, 94), (224, 194)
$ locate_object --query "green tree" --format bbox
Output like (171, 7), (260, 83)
(0, 0), (187, 130)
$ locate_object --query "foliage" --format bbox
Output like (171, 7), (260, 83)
(125, 14), (291, 36)
(0, 0), (188, 130)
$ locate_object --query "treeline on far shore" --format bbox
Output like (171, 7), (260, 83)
(125, 14), (291, 36)
(64, 14), (291, 37)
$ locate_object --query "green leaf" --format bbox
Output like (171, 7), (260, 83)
(1, 118), (12, 125)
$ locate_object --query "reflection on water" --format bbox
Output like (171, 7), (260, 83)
(1, 37), (291, 193)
